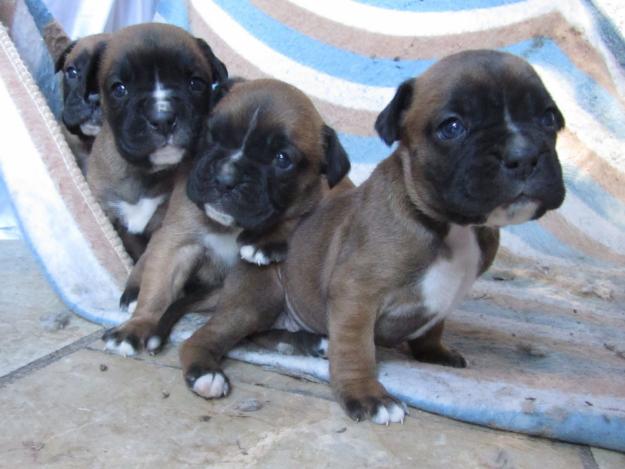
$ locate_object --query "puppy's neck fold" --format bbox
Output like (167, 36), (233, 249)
(385, 149), (448, 236)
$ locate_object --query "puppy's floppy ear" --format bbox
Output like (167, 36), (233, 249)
(375, 79), (414, 145)
(552, 105), (565, 131)
(196, 38), (228, 85)
(54, 40), (77, 73)
(321, 125), (351, 188)
(209, 77), (246, 108)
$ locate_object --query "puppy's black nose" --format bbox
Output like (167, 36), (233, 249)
(147, 109), (177, 135)
(503, 136), (541, 179)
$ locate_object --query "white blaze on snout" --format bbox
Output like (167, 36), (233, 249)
(412, 225), (481, 338)
(153, 78), (172, 113)
(149, 78), (184, 167)
(113, 195), (166, 234)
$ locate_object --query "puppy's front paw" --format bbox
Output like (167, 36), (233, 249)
(185, 365), (230, 399)
(239, 242), (287, 266)
(339, 388), (407, 425)
(102, 318), (164, 356)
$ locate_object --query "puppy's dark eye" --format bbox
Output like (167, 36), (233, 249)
(274, 151), (293, 170)
(65, 66), (78, 80)
(540, 109), (557, 128)
(189, 77), (207, 93)
(111, 82), (127, 98)
(436, 118), (466, 140)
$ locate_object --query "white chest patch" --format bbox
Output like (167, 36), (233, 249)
(486, 200), (538, 227)
(202, 231), (240, 267)
(113, 195), (166, 234)
(420, 224), (481, 318)
(150, 145), (184, 167)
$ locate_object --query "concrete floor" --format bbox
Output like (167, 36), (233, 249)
(1, 239), (624, 468)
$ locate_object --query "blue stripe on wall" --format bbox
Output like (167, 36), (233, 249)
(214, 0), (434, 87)
(155, 0), (189, 30)
(563, 168), (625, 232)
(354, 0), (524, 12)
(504, 221), (590, 261)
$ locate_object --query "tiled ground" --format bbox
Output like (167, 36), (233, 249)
(1, 240), (624, 468)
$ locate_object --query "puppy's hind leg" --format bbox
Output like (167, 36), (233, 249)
(408, 320), (466, 368)
(180, 263), (284, 399)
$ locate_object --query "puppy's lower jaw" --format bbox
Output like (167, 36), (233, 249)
(204, 204), (236, 227)
(80, 122), (101, 136)
(485, 199), (538, 227)
(149, 145), (184, 168)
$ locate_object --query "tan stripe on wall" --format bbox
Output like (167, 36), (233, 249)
(254, 0), (623, 104)
(190, 5), (378, 135)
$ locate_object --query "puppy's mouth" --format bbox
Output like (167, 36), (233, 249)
(149, 137), (185, 170)
(485, 194), (539, 227)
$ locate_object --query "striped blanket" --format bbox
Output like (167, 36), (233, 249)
(0, 0), (623, 451)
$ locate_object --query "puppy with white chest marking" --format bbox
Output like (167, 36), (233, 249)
(86, 23), (227, 261)
(55, 33), (110, 173)
(178, 50), (566, 423)
(103, 78), (351, 358)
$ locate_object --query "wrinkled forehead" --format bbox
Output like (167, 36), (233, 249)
(211, 83), (323, 148)
(417, 52), (552, 116)
(100, 35), (208, 85)
(67, 34), (109, 62)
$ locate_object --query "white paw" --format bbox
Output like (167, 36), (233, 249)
(146, 336), (162, 353)
(192, 371), (230, 399)
(104, 338), (137, 357)
(371, 401), (407, 425)
(127, 301), (138, 314)
(239, 245), (271, 266)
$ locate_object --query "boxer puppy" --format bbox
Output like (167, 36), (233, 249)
(102, 78), (351, 357)
(178, 50), (565, 423)
(87, 23), (227, 261)
(55, 33), (110, 173)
